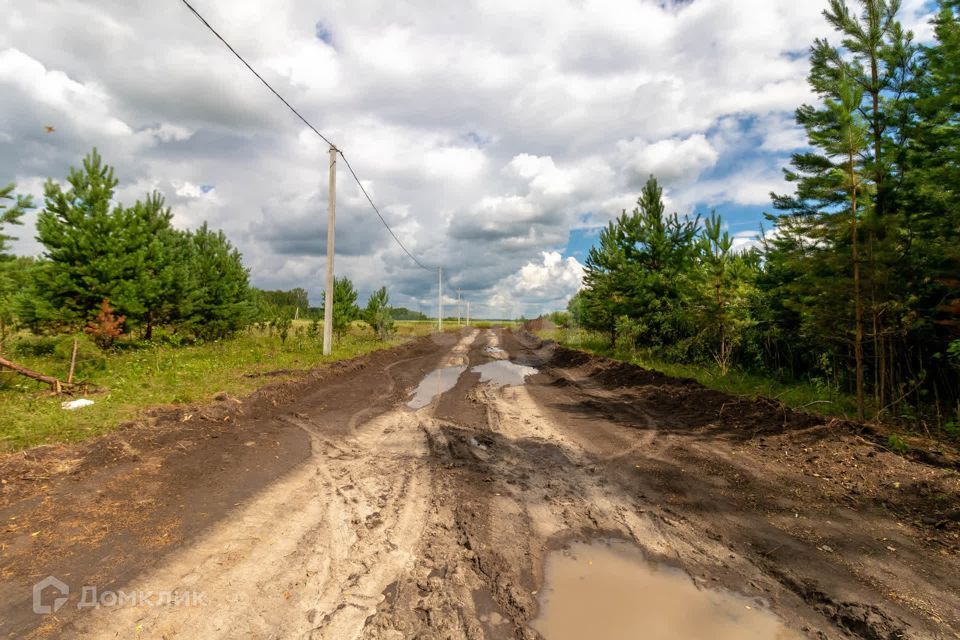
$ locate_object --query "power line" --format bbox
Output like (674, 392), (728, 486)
(338, 152), (432, 271)
(179, 0), (432, 272)
(179, 0), (335, 148)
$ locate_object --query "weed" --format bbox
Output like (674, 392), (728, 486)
(887, 435), (910, 454)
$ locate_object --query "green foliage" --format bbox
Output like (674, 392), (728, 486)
(580, 175), (700, 344)
(181, 223), (253, 340)
(363, 286), (395, 341)
(0, 257), (35, 350)
(949, 339), (960, 364)
(389, 307), (429, 321)
(572, 0), (960, 430)
(613, 315), (642, 356)
(322, 276), (360, 339)
(548, 311), (571, 328)
(274, 313), (293, 344)
(696, 212), (758, 374)
(0, 183), (32, 259)
(252, 288), (310, 321)
(17, 149), (251, 341)
(578, 176), (761, 370)
(887, 435), (910, 454)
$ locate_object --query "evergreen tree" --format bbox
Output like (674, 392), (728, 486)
(363, 286), (394, 341)
(696, 212), (758, 375)
(0, 183), (32, 259)
(32, 149), (124, 328)
(0, 257), (34, 350)
(581, 219), (631, 342)
(121, 192), (189, 339)
(0, 184), (33, 349)
(581, 176), (699, 346)
(181, 223), (253, 340)
(321, 277), (360, 339)
(30, 149), (187, 332)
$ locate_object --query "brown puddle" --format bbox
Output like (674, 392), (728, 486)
(407, 366), (466, 409)
(471, 360), (538, 386)
(531, 539), (802, 640)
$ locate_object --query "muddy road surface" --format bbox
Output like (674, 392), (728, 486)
(2, 328), (958, 639)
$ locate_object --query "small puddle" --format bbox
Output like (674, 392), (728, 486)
(471, 360), (538, 386)
(532, 539), (802, 640)
(407, 366), (466, 409)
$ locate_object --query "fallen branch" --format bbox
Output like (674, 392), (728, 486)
(0, 354), (75, 393)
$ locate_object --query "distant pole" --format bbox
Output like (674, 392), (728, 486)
(437, 267), (443, 332)
(322, 145), (337, 355)
(457, 288), (461, 326)
(466, 300), (470, 327)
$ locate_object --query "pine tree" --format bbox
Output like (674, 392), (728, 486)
(770, 0), (916, 418)
(182, 223), (253, 340)
(581, 176), (699, 347)
(822, 0), (919, 412)
(0, 184), (33, 349)
(32, 149), (123, 328)
(696, 212), (758, 375)
(581, 219), (631, 343)
(0, 183), (32, 259)
(363, 286), (395, 341)
(120, 192), (189, 339)
(321, 277), (360, 339)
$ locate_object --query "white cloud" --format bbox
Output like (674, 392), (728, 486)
(0, 0), (939, 316)
(488, 251), (584, 315)
(0, 47), (132, 140)
(617, 134), (719, 187)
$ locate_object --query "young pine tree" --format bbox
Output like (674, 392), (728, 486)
(363, 286), (395, 341)
(0, 184), (33, 349)
(321, 276), (360, 339)
(182, 223), (253, 340)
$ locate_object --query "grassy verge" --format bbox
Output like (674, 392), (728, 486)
(538, 327), (862, 421)
(0, 321), (435, 452)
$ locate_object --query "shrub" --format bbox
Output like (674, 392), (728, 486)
(887, 435), (910, 454)
(53, 334), (106, 377)
(85, 299), (126, 350)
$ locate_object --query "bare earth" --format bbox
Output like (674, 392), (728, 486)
(1, 328), (958, 639)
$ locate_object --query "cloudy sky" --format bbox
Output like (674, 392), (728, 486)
(0, 0), (938, 318)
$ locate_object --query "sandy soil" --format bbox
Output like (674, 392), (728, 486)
(1, 328), (958, 639)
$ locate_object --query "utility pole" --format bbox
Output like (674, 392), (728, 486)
(322, 146), (337, 356)
(437, 267), (443, 333)
(466, 300), (470, 327)
(457, 289), (461, 326)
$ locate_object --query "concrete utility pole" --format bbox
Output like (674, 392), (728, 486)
(322, 146), (337, 356)
(437, 267), (443, 333)
(457, 289), (461, 326)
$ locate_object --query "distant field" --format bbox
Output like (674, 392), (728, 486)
(0, 320), (437, 452)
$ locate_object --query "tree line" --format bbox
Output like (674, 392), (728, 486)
(0, 149), (252, 345)
(0, 150), (401, 351)
(574, 0), (959, 430)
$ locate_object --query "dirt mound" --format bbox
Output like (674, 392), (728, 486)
(547, 345), (818, 438)
(523, 316), (557, 332)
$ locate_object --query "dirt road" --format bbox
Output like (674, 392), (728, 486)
(2, 328), (958, 639)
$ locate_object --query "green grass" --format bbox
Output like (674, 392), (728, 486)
(538, 327), (862, 421)
(0, 321), (435, 452)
